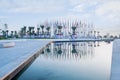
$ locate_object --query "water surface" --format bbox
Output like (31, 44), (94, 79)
(13, 41), (113, 80)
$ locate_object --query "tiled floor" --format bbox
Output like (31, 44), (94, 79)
(0, 39), (51, 78)
(111, 39), (120, 80)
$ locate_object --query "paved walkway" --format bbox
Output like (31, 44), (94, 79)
(111, 39), (120, 80)
(0, 39), (51, 79)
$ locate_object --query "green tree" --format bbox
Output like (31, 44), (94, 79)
(20, 28), (24, 38)
(94, 31), (96, 38)
(72, 26), (76, 35)
(28, 27), (32, 36)
(57, 25), (62, 34)
(6, 30), (9, 38)
(10, 31), (14, 38)
(40, 25), (44, 34)
(37, 27), (40, 36)
(46, 27), (50, 34)
(14, 31), (18, 38)
(2, 30), (6, 38)
(97, 31), (100, 38)
(31, 27), (35, 35)
(23, 26), (26, 36)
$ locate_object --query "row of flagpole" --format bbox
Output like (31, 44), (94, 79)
(40, 19), (96, 38)
(42, 41), (101, 60)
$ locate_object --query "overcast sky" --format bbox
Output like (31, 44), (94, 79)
(0, 0), (120, 35)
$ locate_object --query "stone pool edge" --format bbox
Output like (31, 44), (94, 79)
(0, 41), (53, 80)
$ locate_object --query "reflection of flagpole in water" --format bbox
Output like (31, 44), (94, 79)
(42, 42), (100, 61)
(51, 43), (54, 56)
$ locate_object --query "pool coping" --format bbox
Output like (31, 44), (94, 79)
(0, 41), (53, 80)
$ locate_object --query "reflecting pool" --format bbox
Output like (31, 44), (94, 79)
(13, 41), (113, 80)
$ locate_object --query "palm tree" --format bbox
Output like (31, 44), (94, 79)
(46, 27), (50, 34)
(23, 26), (26, 36)
(90, 31), (93, 38)
(97, 31), (100, 38)
(40, 25), (44, 34)
(4, 24), (8, 38)
(10, 31), (13, 38)
(57, 25), (62, 38)
(32, 30), (35, 36)
(2, 30), (5, 38)
(31, 27), (35, 35)
(28, 27), (32, 37)
(14, 31), (18, 38)
(26, 30), (29, 37)
(72, 26), (76, 35)
(94, 31), (96, 38)
(37, 27), (40, 36)
(103, 35), (107, 38)
(6, 30), (9, 38)
(20, 28), (23, 38)
(57, 25), (62, 34)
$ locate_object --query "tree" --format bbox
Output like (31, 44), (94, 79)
(28, 27), (32, 36)
(114, 36), (118, 39)
(40, 25), (44, 34)
(6, 30), (9, 38)
(94, 31), (96, 38)
(46, 27), (50, 34)
(72, 26), (76, 35)
(20, 28), (24, 38)
(103, 35), (107, 38)
(110, 35), (114, 38)
(57, 25), (62, 34)
(10, 31), (14, 38)
(2, 30), (6, 38)
(31, 27), (35, 35)
(37, 27), (40, 36)
(97, 31), (100, 38)
(90, 31), (93, 37)
(14, 31), (18, 38)
(23, 26), (26, 36)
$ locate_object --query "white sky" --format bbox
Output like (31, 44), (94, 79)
(0, 0), (120, 35)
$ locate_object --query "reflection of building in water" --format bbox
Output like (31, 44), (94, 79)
(41, 42), (100, 61)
